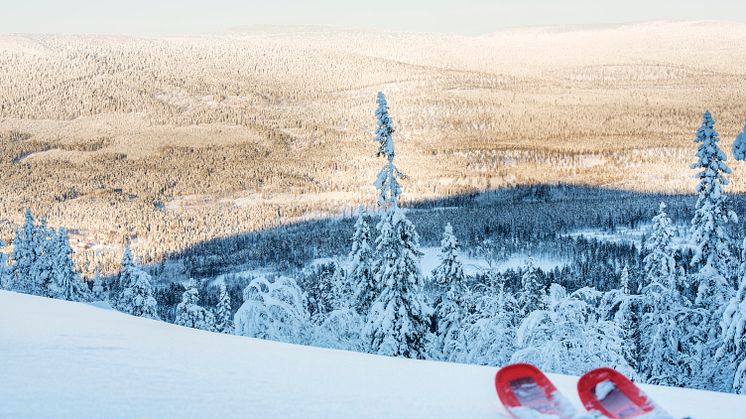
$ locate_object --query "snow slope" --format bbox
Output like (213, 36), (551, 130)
(0, 291), (744, 418)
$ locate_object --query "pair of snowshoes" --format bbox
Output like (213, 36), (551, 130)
(495, 363), (673, 418)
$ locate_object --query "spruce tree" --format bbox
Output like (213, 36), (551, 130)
(688, 111), (737, 388)
(642, 203), (676, 292)
(175, 283), (216, 332)
(91, 265), (107, 301)
(717, 238), (746, 394)
(10, 209), (40, 294)
(118, 267), (159, 320)
(732, 118), (746, 161)
(111, 243), (133, 308)
(348, 212), (374, 314)
(214, 282), (234, 334)
(690, 111), (736, 277)
(0, 243), (8, 290)
(431, 223), (468, 361)
(365, 209), (432, 358)
(372, 92), (403, 208)
(365, 92), (431, 358)
(49, 227), (90, 302)
(431, 223), (465, 289)
(517, 258), (544, 317)
(463, 274), (517, 367)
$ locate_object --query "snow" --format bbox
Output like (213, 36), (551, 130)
(1, 290), (745, 418)
(595, 380), (615, 400)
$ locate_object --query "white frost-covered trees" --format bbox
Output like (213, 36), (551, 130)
(175, 283), (216, 332)
(373, 92), (403, 208)
(348, 212), (374, 313)
(365, 209), (432, 358)
(643, 203), (677, 291)
(214, 282), (233, 334)
(717, 238), (746, 394)
(114, 245), (158, 319)
(463, 274), (517, 366)
(512, 284), (632, 377)
(732, 118), (746, 161)
(517, 258), (544, 316)
(690, 111), (736, 278)
(234, 276), (310, 344)
(431, 223), (468, 361)
(9, 209), (42, 294)
(364, 91), (432, 359)
(48, 227), (90, 302)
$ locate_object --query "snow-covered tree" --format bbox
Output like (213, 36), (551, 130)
(431, 223), (465, 289)
(175, 283), (216, 332)
(638, 276), (694, 387)
(214, 282), (233, 334)
(690, 111), (736, 277)
(348, 212), (374, 313)
(364, 91), (431, 359)
(430, 223), (468, 361)
(732, 118), (746, 161)
(643, 203), (676, 291)
(9, 209), (42, 294)
(372, 92), (403, 208)
(313, 308), (365, 352)
(91, 266), (107, 301)
(0, 242), (8, 289)
(512, 284), (632, 377)
(517, 258), (544, 317)
(48, 227), (90, 302)
(110, 243), (133, 307)
(234, 276), (310, 344)
(365, 209), (432, 359)
(717, 238), (746, 394)
(118, 266), (159, 320)
(463, 275), (518, 367)
(599, 266), (641, 373)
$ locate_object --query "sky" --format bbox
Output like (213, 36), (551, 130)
(3, 0), (746, 36)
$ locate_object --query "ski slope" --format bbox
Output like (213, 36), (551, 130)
(0, 290), (744, 418)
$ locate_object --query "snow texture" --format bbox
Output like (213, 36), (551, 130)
(2, 291), (744, 418)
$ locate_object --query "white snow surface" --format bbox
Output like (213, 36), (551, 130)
(1, 290), (745, 418)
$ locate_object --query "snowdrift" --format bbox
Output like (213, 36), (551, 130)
(0, 290), (744, 418)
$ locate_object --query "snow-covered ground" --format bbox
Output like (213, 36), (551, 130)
(1, 291), (744, 418)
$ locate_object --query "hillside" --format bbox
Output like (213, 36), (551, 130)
(0, 290), (743, 418)
(2, 22), (746, 271)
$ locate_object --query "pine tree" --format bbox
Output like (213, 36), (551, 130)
(214, 282), (233, 334)
(348, 212), (374, 314)
(717, 238), (746, 394)
(517, 258), (544, 317)
(609, 266), (641, 373)
(175, 283), (216, 332)
(48, 227), (90, 302)
(642, 203), (676, 292)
